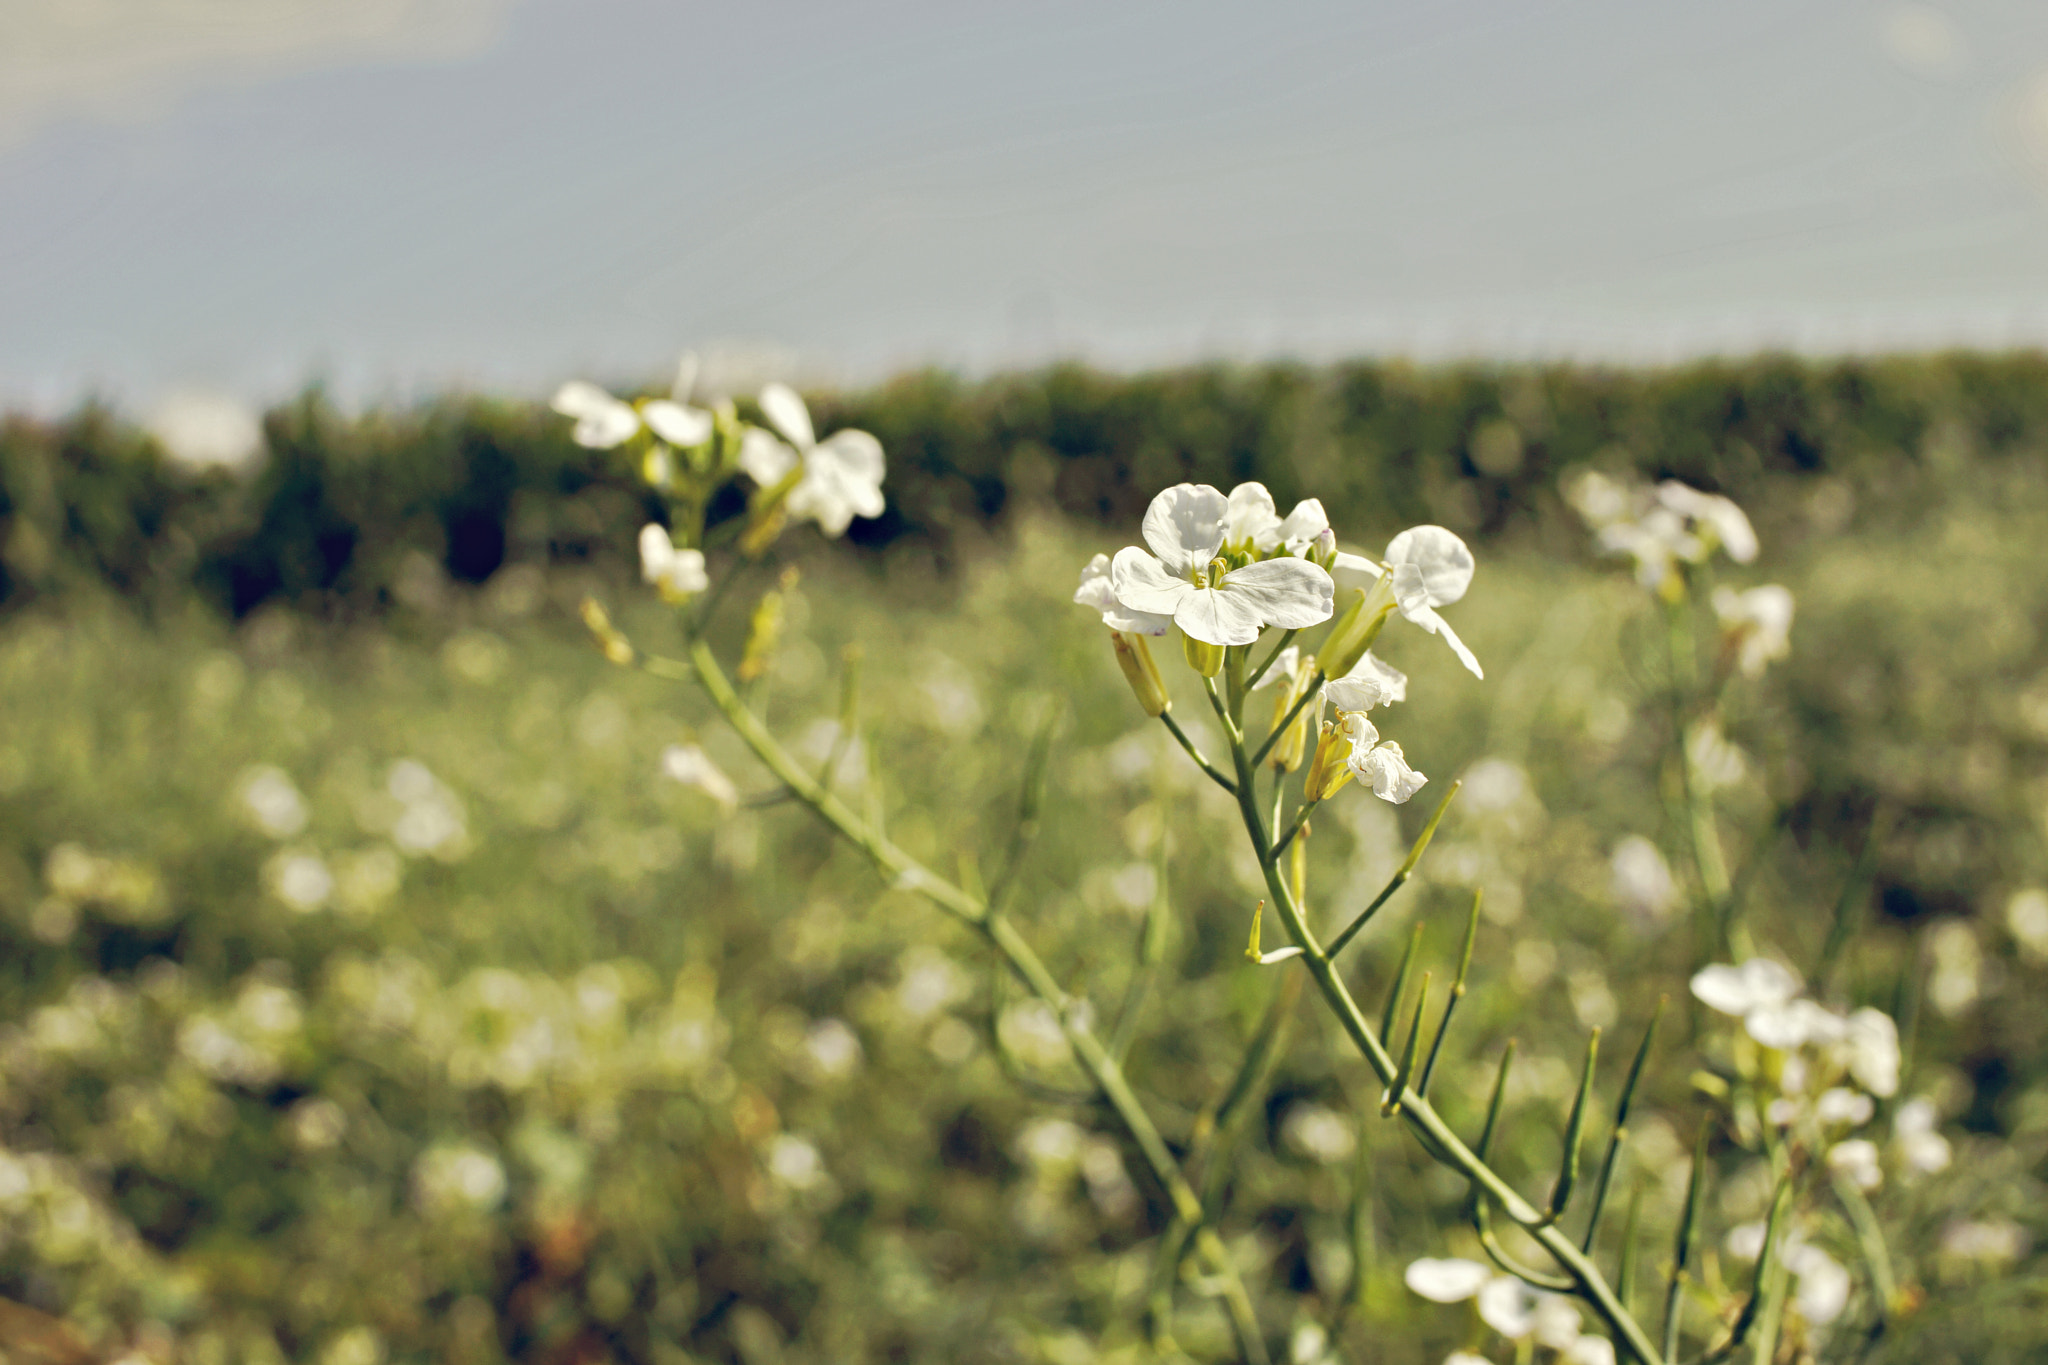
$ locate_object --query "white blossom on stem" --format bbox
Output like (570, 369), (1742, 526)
(739, 383), (886, 536)
(553, 380), (711, 451)
(1341, 712), (1427, 804)
(1224, 482), (1332, 557)
(1386, 526), (1483, 678)
(639, 524), (708, 600)
(1109, 484), (1335, 646)
(1713, 584), (1795, 678)
(1323, 651), (1408, 712)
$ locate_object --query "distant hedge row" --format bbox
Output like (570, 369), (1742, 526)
(5, 352), (2048, 616)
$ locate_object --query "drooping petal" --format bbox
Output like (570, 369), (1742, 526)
(1355, 739), (1427, 804)
(1340, 710), (1381, 752)
(1431, 614), (1484, 679)
(1386, 526), (1475, 606)
(1393, 572), (1485, 679)
(811, 429), (887, 510)
(739, 428), (799, 487)
(1109, 547), (1197, 617)
(1141, 483), (1229, 577)
(1690, 960), (1801, 1016)
(1216, 556), (1335, 630)
(642, 400), (713, 447)
(1172, 582), (1269, 646)
(1403, 1258), (1490, 1303)
(759, 382), (816, 449)
(1224, 482), (1281, 549)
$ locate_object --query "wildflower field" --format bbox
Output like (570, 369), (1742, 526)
(2, 358), (2047, 1364)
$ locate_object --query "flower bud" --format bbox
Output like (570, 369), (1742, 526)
(1320, 582), (1394, 681)
(1111, 630), (1172, 716)
(1266, 654), (1316, 772)
(1181, 631), (1225, 678)
(579, 597), (635, 666)
(1304, 720), (1354, 801)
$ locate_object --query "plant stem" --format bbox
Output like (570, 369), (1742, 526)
(1202, 675), (1665, 1365)
(1161, 711), (1238, 794)
(671, 641), (1271, 1364)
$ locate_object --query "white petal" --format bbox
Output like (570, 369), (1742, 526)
(812, 429), (886, 502)
(1658, 481), (1758, 563)
(1386, 525), (1475, 606)
(1745, 999), (1845, 1050)
(551, 380), (615, 419)
(1141, 483), (1229, 577)
(661, 743), (737, 808)
(1225, 481), (1281, 548)
(1356, 740), (1427, 804)
(639, 522), (674, 579)
(1843, 1008), (1900, 1098)
(642, 400), (712, 447)
(1173, 583), (1268, 646)
(1076, 553), (1171, 634)
(1563, 1338), (1616, 1365)
(1690, 959), (1800, 1016)
(1477, 1276), (1540, 1337)
(1276, 498), (1331, 553)
(572, 401), (641, 450)
(1432, 615), (1484, 679)
(739, 428), (799, 487)
(1403, 1258), (1490, 1303)
(1340, 711), (1380, 750)
(759, 382), (816, 449)
(1331, 550), (1384, 585)
(1791, 1247), (1851, 1325)
(1533, 1294), (1583, 1350)
(1328, 651), (1407, 709)
(1110, 547), (1195, 617)
(1216, 557), (1335, 630)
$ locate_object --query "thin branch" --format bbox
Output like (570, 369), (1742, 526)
(1160, 711), (1238, 794)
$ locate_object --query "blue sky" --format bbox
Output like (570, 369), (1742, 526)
(6, 0), (2048, 411)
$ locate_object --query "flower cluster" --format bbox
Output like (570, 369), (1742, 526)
(1075, 481), (1484, 803)
(553, 355), (887, 600)
(1566, 471), (1758, 592)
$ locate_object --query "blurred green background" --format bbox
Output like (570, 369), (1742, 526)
(1, 355), (2045, 1363)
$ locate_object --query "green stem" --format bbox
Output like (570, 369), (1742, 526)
(1244, 629), (1300, 691)
(1204, 676), (1665, 1365)
(1250, 670), (1324, 768)
(673, 642), (1270, 1364)
(1161, 711), (1238, 794)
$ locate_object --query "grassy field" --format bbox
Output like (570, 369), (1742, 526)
(1, 475), (2046, 1363)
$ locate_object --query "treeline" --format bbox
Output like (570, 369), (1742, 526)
(4, 352), (2047, 616)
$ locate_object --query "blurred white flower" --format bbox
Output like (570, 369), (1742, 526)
(288, 1097), (348, 1152)
(1477, 1275), (1580, 1345)
(551, 381), (641, 449)
(1747, 999), (1846, 1051)
(802, 1018), (863, 1080)
(1724, 1221), (1768, 1261)
(1281, 1103), (1357, 1164)
(1838, 1008), (1900, 1098)
(1940, 1217), (2028, 1264)
(1341, 712), (1427, 804)
(1563, 1338), (1617, 1365)
(2006, 887), (2048, 963)
(1892, 1097), (1952, 1174)
(767, 1134), (826, 1190)
(1323, 651), (1408, 712)
(1571, 472), (1758, 587)
(1110, 484), (1335, 646)
(638, 524), (708, 601)
(1444, 1356), (1493, 1365)
(1610, 836), (1677, 923)
(240, 765), (309, 838)
(1685, 719), (1748, 791)
(739, 383), (886, 536)
(1386, 526), (1483, 678)
(265, 850), (334, 913)
(1691, 959), (1800, 1017)
(1815, 1087), (1875, 1127)
(413, 1144), (507, 1213)
(661, 743), (738, 809)
(1656, 481), (1758, 564)
(1074, 552), (1173, 635)
(1827, 1138), (1883, 1191)
(1713, 584), (1794, 678)
(1014, 1117), (1085, 1168)
(1786, 1242), (1851, 1325)
(1926, 919), (1982, 1018)
(1403, 1257), (1490, 1303)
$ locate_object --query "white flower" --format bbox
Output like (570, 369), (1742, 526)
(1563, 1338), (1617, 1365)
(1838, 1008), (1900, 1098)
(1075, 553), (1173, 635)
(1713, 584), (1795, 678)
(1745, 998), (1846, 1051)
(661, 743), (738, 809)
(1940, 1217), (2028, 1263)
(1403, 1257), (1490, 1303)
(1610, 836), (1677, 923)
(1827, 1138), (1883, 1191)
(1784, 1243), (1850, 1326)
(1444, 1356), (1493, 1365)
(639, 524), (709, 600)
(1690, 959), (1801, 1017)
(739, 383), (886, 536)
(1597, 507), (1701, 589)
(1478, 1276), (1580, 1345)
(1565, 469), (1633, 527)
(1815, 1087), (1875, 1127)
(1341, 712), (1427, 804)
(1323, 651), (1408, 712)
(552, 381), (712, 451)
(1110, 484), (1335, 646)
(1657, 481), (1758, 563)
(1386, 526), (1483, 678)
(1224, 482), (1331, 556)
(1892, 1097), (1952, 1174)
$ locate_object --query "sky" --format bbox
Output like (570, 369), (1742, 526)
(6, 0), (2048, 414)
